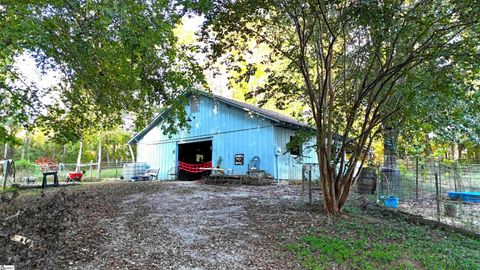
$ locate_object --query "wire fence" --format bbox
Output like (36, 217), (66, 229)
(376, 156), (480, 234)
(1, 160), (126, 187)
(301, 156), (480, 234)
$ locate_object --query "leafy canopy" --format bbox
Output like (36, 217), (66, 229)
(1, 0), (207, 143)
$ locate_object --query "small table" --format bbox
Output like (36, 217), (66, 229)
(42, 171), (59, 188)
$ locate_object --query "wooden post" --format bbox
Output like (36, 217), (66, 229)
(12, 160), (15, 183)
(438, 161), (442, 195)
(308, 166), (312, 205)
(415, 156), (419, 200)
(435, 173), (440, 222)
(89, 160), (93, 181)
(301, 165), (305, 203)
(115, 159), (118, 180)
(2, 160), (8, 189)
(76, 140), (83, 173)
(453, 163), (458, 192)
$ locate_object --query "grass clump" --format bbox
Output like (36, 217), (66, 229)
(287, 212), (480, 269)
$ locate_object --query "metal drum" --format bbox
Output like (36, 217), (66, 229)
(357, 167), (377, 194)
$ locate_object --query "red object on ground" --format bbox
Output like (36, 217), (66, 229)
(179, 161), (212, 173)
(68, 172), (83, 181)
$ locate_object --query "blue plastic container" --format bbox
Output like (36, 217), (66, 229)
(384, 196), (399, 209)
(447, 192), (480, 203)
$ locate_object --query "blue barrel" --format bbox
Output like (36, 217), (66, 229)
(384, 196), (399, 209)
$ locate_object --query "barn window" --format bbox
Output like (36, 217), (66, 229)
(190, 95), (199, 113)
(289, 136), (301, 156)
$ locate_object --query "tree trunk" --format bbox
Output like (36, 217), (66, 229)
(62, 144), (67, 163)
(3, 143), (8, 160)
(382, 126), (398, 168)
(112, 142), (116, 161)
(451, 143), (456, 160)
(317, 137), (352, 215)
(458, 144), (463, 161)
(106, 144), (110, 164)
(97, 140), (102, 178)
(21, 138), (27, 160)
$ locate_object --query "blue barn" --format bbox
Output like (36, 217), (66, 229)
(128, 91), (318, 181)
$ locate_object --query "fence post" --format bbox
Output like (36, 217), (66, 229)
(438, 161), (442, 195)
(435, 173), (440, 222)
(115, 159), (118, 180)
(89, 161), (93, 181)
(415, 156), (419, 201)
(308, 167), (312, 205)
(453, 163), (458, 192)
(2, 160), (8, 189)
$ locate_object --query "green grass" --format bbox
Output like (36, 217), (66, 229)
(286, 211), (480, 270)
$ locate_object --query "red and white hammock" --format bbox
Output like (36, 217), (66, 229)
(178, 161), (212, 173)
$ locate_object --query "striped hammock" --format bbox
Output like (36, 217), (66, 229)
(178, 161), (212, 173)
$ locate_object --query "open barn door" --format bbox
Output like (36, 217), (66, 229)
(178, 140), (212, 180)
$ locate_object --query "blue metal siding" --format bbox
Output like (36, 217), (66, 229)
(136, 95), (319, 180)
(274, 127), (319, 180)
(137, 96), (277, 179)
(213, 126), (275, 175)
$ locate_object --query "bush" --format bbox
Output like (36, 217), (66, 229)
(15, 159), (38, 171)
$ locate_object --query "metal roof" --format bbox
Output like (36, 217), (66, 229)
(128, 91), (311, 144)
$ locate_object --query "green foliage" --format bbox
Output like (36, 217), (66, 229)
(288, 214), (480, 270)
(286, 129), (316, 157)
(14, 159), (37, 171)
(203, 0), (480, 213)
(1, 0), (205, 143)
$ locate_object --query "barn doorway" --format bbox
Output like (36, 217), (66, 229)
(178, 140), (212, 180)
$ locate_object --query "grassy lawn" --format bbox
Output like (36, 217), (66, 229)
(286, 207), (480, 270)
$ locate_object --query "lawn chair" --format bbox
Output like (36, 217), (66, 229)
(247, 156), (265, 178)
(168, 166), (177, 180)
(145, 168), (159, 180)
(132, 168), (159, 181)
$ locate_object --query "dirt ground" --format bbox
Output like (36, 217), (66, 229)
(1, 181), (325, 269)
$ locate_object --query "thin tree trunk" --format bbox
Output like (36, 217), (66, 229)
(106, 144), (110, 164)
(112, 141), (116, 161)
(382, 126), (398, 168)
(98, 139), (102, 178)
(458, 144), (463, 161)
(62, 144), (67, 163)
(3, 143), (8, 160)
(21, 138), (27, 160)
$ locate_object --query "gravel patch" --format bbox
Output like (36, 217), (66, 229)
(1, 181), (321, 269)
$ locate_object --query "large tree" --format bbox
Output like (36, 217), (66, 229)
(203, 0), (479, 214)
(1, 0), (205, 143)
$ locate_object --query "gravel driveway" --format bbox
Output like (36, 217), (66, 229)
(2, 181), (322, 269)
(0, 182), (325, 269)
(78, 182), (315, 270)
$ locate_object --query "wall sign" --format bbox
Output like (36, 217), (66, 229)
(234, 154), (244, 165)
